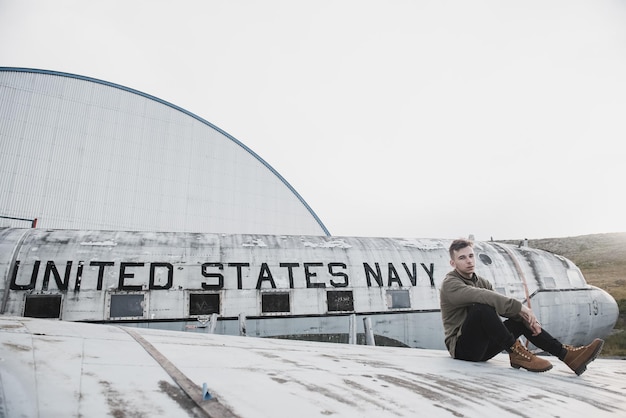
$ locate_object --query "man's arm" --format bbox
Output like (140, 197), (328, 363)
(519, 304), (542, 336)
(441, 276), (522, 317)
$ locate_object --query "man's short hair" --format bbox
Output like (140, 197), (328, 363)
(449, 238), (473, 259)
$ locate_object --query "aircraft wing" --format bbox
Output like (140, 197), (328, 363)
(1, 316), (624, 417)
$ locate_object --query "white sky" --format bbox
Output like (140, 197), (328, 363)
(1, 0), (625, 241)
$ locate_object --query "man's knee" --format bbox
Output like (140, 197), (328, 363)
(468, 303), (497, 316)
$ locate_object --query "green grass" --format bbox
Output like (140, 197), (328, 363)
(601, 299), (626, 358)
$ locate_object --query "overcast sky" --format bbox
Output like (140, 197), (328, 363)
(1, 0), (625, 241)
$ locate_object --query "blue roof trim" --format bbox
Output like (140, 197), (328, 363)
(0, 67), (331, 236)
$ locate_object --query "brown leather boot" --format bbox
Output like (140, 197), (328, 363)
(509, 340), (553, 372)
(563, 338), (604, 376)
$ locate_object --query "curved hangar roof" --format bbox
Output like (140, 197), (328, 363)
(0, 68), (329, 236)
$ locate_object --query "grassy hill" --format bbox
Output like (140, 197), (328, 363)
(501, 232), (626, 357)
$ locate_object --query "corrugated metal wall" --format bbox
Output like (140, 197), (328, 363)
(0, 69), (329, 235)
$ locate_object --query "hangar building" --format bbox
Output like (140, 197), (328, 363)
(0, 68), (329, 236)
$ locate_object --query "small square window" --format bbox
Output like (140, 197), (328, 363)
(327, 290), (354, 312)
(110, 294), (145, 318)
(24, 295), (62, 318)
(386, 290), (410, 309)
(189, 293), (220, 316)
(262, 293), (290, 313)
(541, 277), (557, 289)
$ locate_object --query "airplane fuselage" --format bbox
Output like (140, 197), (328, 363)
(0, 228), (618, 349)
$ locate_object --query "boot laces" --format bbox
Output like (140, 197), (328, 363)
(564, 344), (583, 352)
(513, 345), (532, 360)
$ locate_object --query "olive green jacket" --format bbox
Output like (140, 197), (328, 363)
(439, 269), (523, 357)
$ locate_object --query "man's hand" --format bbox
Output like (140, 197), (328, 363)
(519, 305), (542, 336)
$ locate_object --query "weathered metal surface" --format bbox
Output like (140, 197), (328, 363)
(1, 317), (625, 418)
(0, 228), (618, 349)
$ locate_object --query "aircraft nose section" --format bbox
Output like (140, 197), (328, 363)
(591, 285), (619, 335)
(531, 285), (619, 346)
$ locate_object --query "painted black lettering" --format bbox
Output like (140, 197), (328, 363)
(74, 261), (84, 292)
(256, 263), (277, 289)
(402, 263), (417, 286)
(304, 262), (325, 288)
(9, 261), (39, 290)
(328, 263), (348, 287)
(201, 263), (224, 289)
(90, 261), (115, 290)
(421, 263), (435, 287)
(42, 261), (71, 291)
(228, 263), (249, 289)
(387, 263), (402, 287)
(279, 263), (299, 288)
(119, 262), (144, 291)
(364, 263), (383, 287)
(149, 262), (173, 290)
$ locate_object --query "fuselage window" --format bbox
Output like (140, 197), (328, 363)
(327, 290), (354, 312)
(541, 276), (557, 289)
(479, 253), (492, 265)
(567, 269), (586, 287)
(110, 294), (145, 318)
(261, 292), (290, 313)
(386, 289), (410, 309)
(189, 293), (220, 316)
(24, 294), (62, 319)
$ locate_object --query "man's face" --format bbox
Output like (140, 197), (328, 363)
(450, 245), (475, 278)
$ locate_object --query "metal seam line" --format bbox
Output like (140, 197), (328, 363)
(119, 326), (238, 418)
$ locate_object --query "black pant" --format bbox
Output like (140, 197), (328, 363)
(454, 304), (564, 362)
